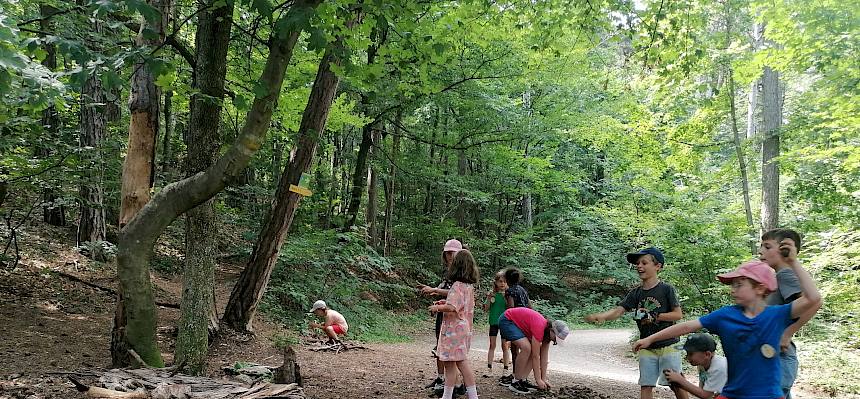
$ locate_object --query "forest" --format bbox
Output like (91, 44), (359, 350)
(1, 0), (858, 397)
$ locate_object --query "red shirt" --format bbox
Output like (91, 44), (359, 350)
(504, 307), (548, 341)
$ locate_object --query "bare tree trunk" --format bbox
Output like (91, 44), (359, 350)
(78, 74), (108, 245)
(367, 128), (380, 246)
(383, 112), (401, 256)
(222, 9), (358, 332)
(746, 79), (758, 139)
(110, 0), (318, 366)
(345, 122), (375, 229)
(455, 148), (467, 227)
(112, 0), (167, 368)
(760, 66), (782, 232)
(39, 5), (65, 227)
(729, 73), (757, 255)
(161, 90), (174, 175)
(174, 0), (234, 375)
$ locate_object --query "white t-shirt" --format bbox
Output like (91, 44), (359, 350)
(699, 355), (728, 394)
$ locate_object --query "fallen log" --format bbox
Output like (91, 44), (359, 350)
(67, 368), (305, 399)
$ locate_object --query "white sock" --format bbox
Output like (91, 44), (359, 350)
(466, 385), (478, 399)
(441, 386), (454, 399)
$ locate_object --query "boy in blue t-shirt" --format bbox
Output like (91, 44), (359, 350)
(634, 240), (822, 399)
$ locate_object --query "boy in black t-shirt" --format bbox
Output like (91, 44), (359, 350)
(585, 247), (689, 399)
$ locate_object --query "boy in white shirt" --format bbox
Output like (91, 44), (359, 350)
(308, 300), (348, 345)
(663, 334), (727, 399)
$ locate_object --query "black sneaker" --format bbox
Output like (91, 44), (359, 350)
(498, 374), (513, 387)
(508, 380), (532, 395)
(454, 384), (466, 397)
(425, 377), (443, 389)
(521, 380), (540, 391)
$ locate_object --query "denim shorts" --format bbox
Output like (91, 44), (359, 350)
(498, 314), (526, 342)
(780, 342), (798, 399)
(638, 345), (682, 386)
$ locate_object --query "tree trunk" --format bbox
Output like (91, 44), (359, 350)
(161, 89), (174, 175)
(222, 10), (357, 332)
(455, 148), (467, 227)
(39, 4), (65, 227)
(110, 0), (319, 367)
(728, 71), (757, 255)
(77, 73), (108, 245)
(760, 66), (782, 232)
(112, 0), (167, 368)
(174, 0), (234, 375)
(383, 112), (401, 256)
(344, 122), (375, 229)
(746, 79), (758, 139)
(367, 128), (380, 246)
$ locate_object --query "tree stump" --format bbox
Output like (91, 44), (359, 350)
(273, 345), (302, 386)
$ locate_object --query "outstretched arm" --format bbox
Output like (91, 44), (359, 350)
(585, 306), (625, 323)
(633, 319), (702, 351)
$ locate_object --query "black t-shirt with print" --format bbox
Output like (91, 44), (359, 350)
(505, 284), (530, 308)
(619, 281), (681, 349)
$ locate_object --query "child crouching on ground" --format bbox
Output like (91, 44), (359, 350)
(308, 300), (348, 345)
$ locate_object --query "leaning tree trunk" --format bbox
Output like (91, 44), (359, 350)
(38, 5), (65, 227)
(110, 0), (320, 367)
(760, 65), (782, 232)
(174, 0), (234, 375)
(221, 9), (358, 332)
(77, 74), (108, 245)
(112, 0), (167, 368)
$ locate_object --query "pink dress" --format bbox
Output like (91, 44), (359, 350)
(437, 281), (475, 361)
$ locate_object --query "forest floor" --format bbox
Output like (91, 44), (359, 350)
(0, 223), (842, 399)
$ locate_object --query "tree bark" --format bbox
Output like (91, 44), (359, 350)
(456, 148), (467, 227)
(222, 9), (357, 332)
(174, 0), (234, 375)
(110, 0), (318, 367)
(77, 74), (108, 245)
(760, 66), (782, 232)
(383, 112), (401, 256)
(367, 128), (380, 246)
(746, 79), (758, 139)
(39, 4), (65, 227)
(161, 89), (174, 175)
(345, 122), (375, 229)
(112, 0), (167, 368)
(728, 71), (757, 255)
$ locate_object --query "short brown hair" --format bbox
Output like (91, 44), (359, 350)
(761, 229), (802, 252)
(448, 250), (479, 284)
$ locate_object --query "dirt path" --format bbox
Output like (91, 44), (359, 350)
(472, 329), (640, 384)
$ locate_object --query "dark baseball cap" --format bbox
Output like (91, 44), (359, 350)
(626, 247), (665, 266)
(682, 333), (717, 353)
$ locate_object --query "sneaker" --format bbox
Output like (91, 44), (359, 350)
(425, 377), (443, 389)
(508, 380), (532, 395)
(521, 380), (540, 391)
(498, 374), (513, 387)
(454, 384), (466, 397)
(487, 362), (492, 369)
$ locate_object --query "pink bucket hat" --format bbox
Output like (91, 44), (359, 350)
(717, 260), (777, 292)
(443, 239), (463, 253)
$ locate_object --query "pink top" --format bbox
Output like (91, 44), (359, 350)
(504, 307), (548, 341)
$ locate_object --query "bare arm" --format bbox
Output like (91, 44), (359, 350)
(664, 371), (715, 399)
(784, 298), (821, 339)
(634, 319), (702, 351)
(656, 305), (683, 322)
(539, 340), (550, 385)
(585, 306), (625, 323)
(530, 337), (545, 387)
(780, 240), (823, 319)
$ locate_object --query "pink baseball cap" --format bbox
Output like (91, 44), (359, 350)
(717, 260), (777, 292)
(443, 239), (463, 253)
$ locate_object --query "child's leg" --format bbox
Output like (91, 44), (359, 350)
(640, 386), (654, 399)
(511, 338), (532, 381)
(657, 348), (688, 399)
(323, 326), (337, 341)
(456, 360), (478, 399)
(442, 361), (458, 399)
(510, 344), (519, 375)
(502, 339), (511, 368)
(487, 334), (497, 367)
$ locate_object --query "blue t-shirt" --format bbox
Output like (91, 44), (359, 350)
(699, 304), (793, 399)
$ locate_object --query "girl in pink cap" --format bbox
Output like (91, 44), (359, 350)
(633, 241), (822, 399)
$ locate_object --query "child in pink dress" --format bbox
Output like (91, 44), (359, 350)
(429, 249), (479, 399)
